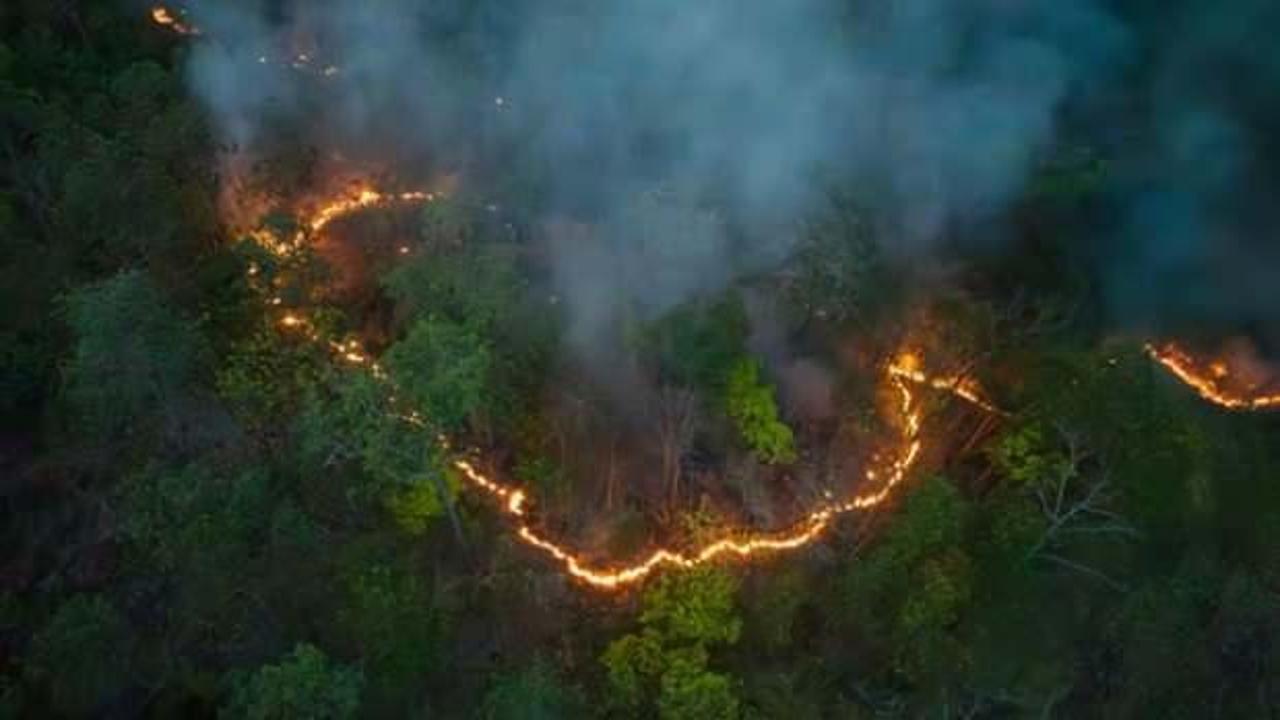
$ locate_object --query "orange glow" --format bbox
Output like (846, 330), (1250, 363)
(1146, 342), (1280, 411)
(240, 182), (996, 591)
(887, 355), (1004, 414)
(449, 363), (935, 590)
(308, 187), (435, 234)
(151, 6), (199, 35)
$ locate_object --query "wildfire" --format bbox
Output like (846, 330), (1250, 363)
(240, 183), (1000, 591)
(151, 6), (199, 36)
(450, 362), (938, 590)
(1146, 342), (1280, 411)
(887, 353), (1004, 414)
(308, 188), (436, 234)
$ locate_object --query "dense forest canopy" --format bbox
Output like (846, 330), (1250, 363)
(3, 1), (1280, 717)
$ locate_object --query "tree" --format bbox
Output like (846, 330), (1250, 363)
(724, 358), (796, 464)
(24, 595), (132, 716)
(385, 316), (492, 432)
(642, 292), (749, 391)
(837, 477), (974, 691)
(296, 371), (462, 538)
(382, 241), (518, 333)
(223, 644), (363, 720)
(479, 660), (583, 720)
(116, 462), (272, 624)
(990, 422), (1139, 591)
(335, 561), (448, 715)
(658, 653), (739, 720)
(602, 569), (743, 718)
(61, 269), (204, 441)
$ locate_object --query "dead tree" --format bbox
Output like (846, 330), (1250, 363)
(1025, 424), (1140, 591)
(653, 386), (698, 509)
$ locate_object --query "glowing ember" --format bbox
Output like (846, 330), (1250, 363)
(243, 183), (995, 591)
(151, 6), (199, 36)
(1146, 342), (1280, 411)
(887, 354), (1004, 414)
(308, 187), (435, 234)
(451, 362), (933, 590)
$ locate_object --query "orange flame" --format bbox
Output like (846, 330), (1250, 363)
(244, 183), (1001, 590)
(1146, 342), (1280, 411)
(151, 6), (199, 36)
(451, 364), (931, 590)
(308, 187), (436, 234)
(887, 353), (1004, 415)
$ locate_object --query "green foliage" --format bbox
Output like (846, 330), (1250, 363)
(839, 477), (973, 685)
(216, 326), (327, 432)
(988, 422), (1064, 487)
(603, 569), (742, 718)
(117, 462), (272, 629)
(385, 316), (492, 431)
(643, 293), (749, 391)
(384, 466), (462, 535)
(61, 270), (204, 437)
(744, 566), (810, 652)
(1017, 347), (1212, 534)
(25, 595), (132, 715)
(383, 241), (518, 332)
(657, 653), (739, 720)
(640, 568), (742, 646)
(336, 560), (448, 713)
(602, 630), (669, 711)
(383, 240), (557, 429)
(723, 358), (796, 464)
(479, 660), (583, 720)
(223, 644), (363, 720)
(298, 371), (457, 527)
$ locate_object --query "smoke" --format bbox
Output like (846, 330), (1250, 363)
(1087, 0), (1280, 349)
(177, 1), (1280, 359)
(178, 0), (1135, 357)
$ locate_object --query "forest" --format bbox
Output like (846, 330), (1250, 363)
(3, 1), (1280, 717)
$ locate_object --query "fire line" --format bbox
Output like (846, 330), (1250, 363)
(1145, 342), (1280, 411)
(262, 184), (1002, 590)
(263, 183), (1280, 591)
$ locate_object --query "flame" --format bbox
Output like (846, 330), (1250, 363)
(450, 363), (935, 590)
(1146, 342), (1280, 411)
(887, 354), (1004, 414)
(151, 6), (199, 35)
(308, 187), (436, 234)
(239, 182), (1000, 591)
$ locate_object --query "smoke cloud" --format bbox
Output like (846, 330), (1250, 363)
(176, 0), (1280, 352)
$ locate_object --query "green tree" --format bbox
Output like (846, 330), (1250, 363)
(724, 358), (796, 464)
(602, 569), (743, 718)
(642, 293), (749, 391)
(658, 653), (739, 720)
(297, 371), (460, 536)
(640, 567), (742, 646)
(838, 477), (973, 689)
(25, 595), (132, 716)
(116, 462), (272, 624)
(61, 270), (204, 439)
(382, 239), (517, 331)
(335, 560), (449, 715)
(385, 316), (492, 431)
(223, 644), (363, 720)
(479, 660), (583, 720)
